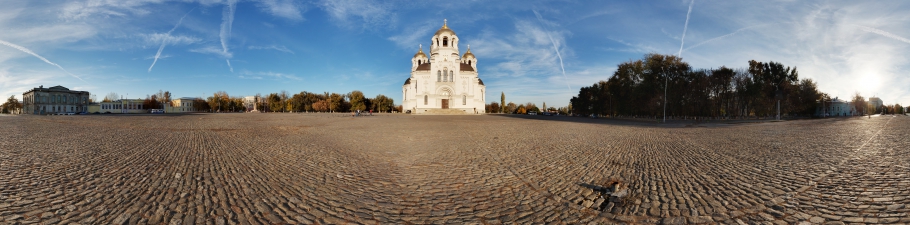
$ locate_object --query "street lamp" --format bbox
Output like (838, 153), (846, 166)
(660, 66), (670, 123)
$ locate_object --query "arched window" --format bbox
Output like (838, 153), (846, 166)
(443, 68), (448, 82)
(450, 71), (454, 82)
(437, 71), (441, 81)
(424, 95), (428, 105)
(468, 60), (472, 66)
(443, 37), (448, 47)
(463, 95), (466, 105)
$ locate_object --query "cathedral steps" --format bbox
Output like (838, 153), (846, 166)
(421, 109), (471, 115)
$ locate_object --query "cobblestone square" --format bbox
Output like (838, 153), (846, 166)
(1, 114), (908, 224)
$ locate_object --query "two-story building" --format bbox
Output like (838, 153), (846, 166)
(22, 85), (90, 115)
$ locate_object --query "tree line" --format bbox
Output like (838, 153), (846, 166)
(483, 92), (569, 114)
(97, 89), (397, 113)
(198, 90), (396, 113)
(570, 53), (828, 119)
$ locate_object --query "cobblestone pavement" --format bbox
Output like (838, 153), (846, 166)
(1, 114), (908, 224)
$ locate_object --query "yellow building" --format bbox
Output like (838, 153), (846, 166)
(167, 97), (200, 113)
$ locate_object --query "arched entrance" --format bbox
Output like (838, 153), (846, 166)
(437, 87), (452, 109)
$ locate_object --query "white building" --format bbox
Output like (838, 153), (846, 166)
(868, 97), (883, 113)
(816, 97), (856, 117)
(402, 20), (486, 114)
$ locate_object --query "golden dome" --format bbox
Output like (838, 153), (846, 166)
(413, 46), (426, 58)
(434, 19), (456, 36)
(462, 45), (475, 58)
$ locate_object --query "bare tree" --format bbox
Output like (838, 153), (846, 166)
(103, 92), (119, 102)
(279, 90), (289, 113)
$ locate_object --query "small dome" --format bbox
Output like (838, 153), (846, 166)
(434, 19), (456, 36)
(413, 47), (426, 58)
(462, 45), (475, 58)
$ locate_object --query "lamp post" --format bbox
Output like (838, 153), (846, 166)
(660, 66), (670, 123)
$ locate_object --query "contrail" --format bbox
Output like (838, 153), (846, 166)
(0, 39), (86, 83)
(226, 59), (233, 73)
(855, 25), (910, 45)
(220, 0), (237, 72)
(533, 10), (572, 92)
(677, 0), (694, 57)
(149, 8), (196, 72)
(683, 24), (766, 52)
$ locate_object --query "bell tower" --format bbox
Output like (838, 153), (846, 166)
(430, 19), (459, 61)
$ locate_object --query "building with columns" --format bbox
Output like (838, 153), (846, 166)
(402, 20), (486, 114)
(22, 85), (90, 115)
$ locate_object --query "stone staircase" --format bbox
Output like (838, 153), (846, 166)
(422, 109), (469, 115)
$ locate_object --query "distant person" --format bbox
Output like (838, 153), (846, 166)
(369, 109), (373, 116)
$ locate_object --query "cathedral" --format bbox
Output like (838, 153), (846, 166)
(402, 20), (486, 114)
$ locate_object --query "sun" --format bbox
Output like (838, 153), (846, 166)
(857, 74), (882, 95)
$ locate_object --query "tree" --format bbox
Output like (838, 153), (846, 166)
(500, 92), (505, 113)
(279, 90), (289, 112)
(852, 92), (866, 116)
(157, 90), (172, 106)
(103, 92), (119, 102)
(349, 90), (367, 111)
(505, 102), (517, 114)
(312, 100), (329, 112)
(268, 93), (282, 112)
(370, 94), (394, 112)
(206, 91), (231, 112)
(328, 93), (348, 112)
(525, 102), (539, 113)
(486, 102), (500, 113)
(516, 105), (527, 114)
(1, 96), (22, 114)
(193, 98), (210, 112)
(143, 94), (160, 110)
(89, 94), (97, 104)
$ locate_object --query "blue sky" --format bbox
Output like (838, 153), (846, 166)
(1, 0), (909, 107)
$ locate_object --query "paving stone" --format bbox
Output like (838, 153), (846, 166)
(1, 114), (907, 224)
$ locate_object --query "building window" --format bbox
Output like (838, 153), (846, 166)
(437, 71), (441, 82)
(424, 95), (428, 105)
(443, 37), (448, 47)
(450, 71), (454, 82)
(443, 68), (448, 82)
(463, 95), (466, 105)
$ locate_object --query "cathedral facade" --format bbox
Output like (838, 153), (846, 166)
(402, 20), (486, 114)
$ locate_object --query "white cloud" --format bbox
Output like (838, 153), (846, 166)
(471, 20), (572, 80)
(145, 54), (172, 60)
(255, 0), (306, 21)
(239, 71), (301, 81)
(189, 46), (233, 58)
(60, 0), (164, 21)
(142, 33), (201, 46)
(248, 45), (294, 54)
(318, 0), (395, 29)
(679, 1), (910, 105)
(387, 22), (437, 49)
(0, 67), (73, 101)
